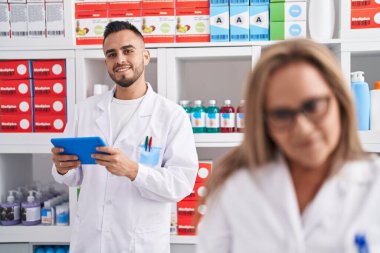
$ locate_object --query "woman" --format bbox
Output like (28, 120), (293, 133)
(196, 39), (380, 253)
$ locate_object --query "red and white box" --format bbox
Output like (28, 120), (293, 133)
(175, 8), (210, 43)
(32, 60), (66, 79)
(46, 3), (65, 37)
(33, 97), (66, 116)
(0, 4), (10, 39)
(34, 115), (66, 132)
(176, 0), (208, 9)
(75, 3), (108, 45)
(10, 4), (27, 38)
(351, 0), (380, 9)
(108, 2), (142, 33)
(33, 79), (66, 97)
(0, 79), (32, 97)
(142, 9), (175, 43)
(183, 182), (207, 201)
(0, 60), (31, 80)
(0, 97), (32, 115)
(177, 200), (203, 235)
(351, 7), (380, 29)
(196, 161), (212, 183)
(0, 114), (33, 133)
(142, 0), (174, 10)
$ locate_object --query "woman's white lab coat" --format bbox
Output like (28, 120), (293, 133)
(52, 84), (198, 253)
(197, 156), (380, 253)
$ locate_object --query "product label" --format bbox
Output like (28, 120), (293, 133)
(27, 3), (45, 37)
(0, 205), (20, 222)
(0, 98), (32, 115)
(0, 4), (10, 38)
(142, 9), (175, 43)
(351, 8), (380, 29)
(191, 111), (206, 127)
(237, 113), (244, 128)
(34, 115), (66, 132)
(177, 0), (209, 8)
(249, 4), (269, 40)
(230, 5), (249, 41)
(142, 0), (174, 9)
(46, 3), (64, 37)
(24, 206), (41, 222)
(108, 3), (142, 33)
(206, 112), (220, 128)
(33, 79), (66, 97)
(34, 97), (66, 116)
(176, 8), (210, 43)
(41, 208), (54, 225)
(0, 60), (31, 79)
(0, 115), (32, 132)
(351, 0), (380, 9)
(10, 4), (27, 37)
(221, 113), (235, 128)
(32, 60), (66, 79)
(210, 6), (229, 41)
(0, 79), (32, 97)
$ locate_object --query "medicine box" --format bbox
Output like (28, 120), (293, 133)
(230, 5), (249, 42)
(32, 60), (66, 80)
(175, 7), (210, 43)
(210, 5), (229, 42)
(270, 20), (306, 40)
(141, 9), (175, 43)
(250, 4), (269, 41)
(0, 79), (32, 97)
(270, 1), (307, 22)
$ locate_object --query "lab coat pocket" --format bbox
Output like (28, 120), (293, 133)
(134, 223), (169, 253)
(137, 145), (162, 167)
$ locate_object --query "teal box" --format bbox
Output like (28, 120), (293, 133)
(210, 6), (230, 42)
(250, 0), (269, 4)
(210, 0), (228, 6)
(230, 5), (249, 41)
(249, 4), (269, 41)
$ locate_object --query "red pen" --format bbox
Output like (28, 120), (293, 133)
(148, 136), (152, 152)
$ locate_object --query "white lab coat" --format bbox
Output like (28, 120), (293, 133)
(52, 84), (198, 253)
(197, 156), (380, 253)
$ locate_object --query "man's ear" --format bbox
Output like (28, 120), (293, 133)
(143, 49), (150, 66)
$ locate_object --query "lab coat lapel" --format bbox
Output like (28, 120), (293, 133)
(113, 83), (156, 147)
(95, 89), (114, 145)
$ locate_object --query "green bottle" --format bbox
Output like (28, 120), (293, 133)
(179, 100), (192, 122)
(206, 100), (220, 133)
(191, 100), (206, 133)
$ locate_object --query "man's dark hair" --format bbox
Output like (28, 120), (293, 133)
(103, 21), (144, 43)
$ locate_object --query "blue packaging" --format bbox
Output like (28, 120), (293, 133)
(210, 6), (230, 42)
(250, 4), (269, 41)
(250, 0), (269, 5)
(230, 0), (248, 6)
(210, 0), (228, 6)
(230, 6), (249, 41)
(351, 71), (370, 131)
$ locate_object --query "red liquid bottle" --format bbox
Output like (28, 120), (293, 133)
(220, 99), (235, 133)
(236, 100), (245, 133)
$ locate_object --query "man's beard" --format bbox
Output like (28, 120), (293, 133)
(109, 63), (144, 88)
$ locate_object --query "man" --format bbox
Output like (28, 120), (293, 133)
(51, 21), (198, 253)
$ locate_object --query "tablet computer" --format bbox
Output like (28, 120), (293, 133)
(51, 136), (107, 164)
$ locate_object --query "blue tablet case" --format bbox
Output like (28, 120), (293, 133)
(50, 137), (107, 164)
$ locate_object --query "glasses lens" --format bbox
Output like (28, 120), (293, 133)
(303, 97), (329, 121)
(267, 109), (294, 129)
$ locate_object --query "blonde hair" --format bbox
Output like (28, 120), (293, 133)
(205, 39), (365, 200)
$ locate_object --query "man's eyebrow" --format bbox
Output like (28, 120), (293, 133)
(105, 49), (116, 55)
(121, 45), (136, 50)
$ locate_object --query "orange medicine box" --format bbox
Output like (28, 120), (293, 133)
(142, 9), (175, 43)
(175, 8), (210, 43)
(196, 161), (212, 183)
(32, 60), (66, 80)
(351, 7), (380, 29)
(142, 0), (174, 10)
(0, 60), (32, 80)
(176, 0), (209, 8)
(34, 115), (66, 132)
(183, 182), (207, 201)
(108, 2), (142, 34)
(351, 0), (380, 9)
(33, 97), (66, 116)
(75, 3), (108, 45)
(0, 114), (33, 132)
(0, 97), (32, 115)
(0, 79), (32, 97)
(33, 79), (66, 97)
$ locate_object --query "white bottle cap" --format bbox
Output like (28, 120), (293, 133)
(27, 191), (35, 203)
(179, 100), (190, 106)
(351, 71), (365, 82)
(194, 100), (202, 106)
(224, 100), (231, 105)
(7, 191), (15, 203)
(209, 100), (216, 105)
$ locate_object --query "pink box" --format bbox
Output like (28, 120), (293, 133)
(0, 97), (32, 115)
(33, 97), (66, 116)
(34, 115), (66, 132)
(33, 79), (66, 97)
(31, 60), (66, 79)
(0, 79), (32, 97)
(0, 114), (33, 132)
(0, 60), (31, 80)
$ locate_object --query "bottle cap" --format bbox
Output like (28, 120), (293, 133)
(209, 100), (216, 105)
(351, 71), (365, 82)
(374, 81), (380, 90)
(27, 191), (35, 203)
(179, 100), (190, 106)
(224, 100), (231, 105)
(7, 191), (15, 203)
(194, 100), (202, 106)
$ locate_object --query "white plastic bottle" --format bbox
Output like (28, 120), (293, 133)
(308, 0), (335, 40)
(371, 81), (380, 130)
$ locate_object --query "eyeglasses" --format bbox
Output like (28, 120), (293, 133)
(265, 96), (331, 130)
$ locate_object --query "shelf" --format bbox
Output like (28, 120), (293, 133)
(0, 226), (70, 243)
(0, 225), (197, 244)
(194, 133), (243, 147)
(0, 133), (63, 153)
(359, 131), (380, 153)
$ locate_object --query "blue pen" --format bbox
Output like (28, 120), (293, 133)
(355, 234), (370, 253)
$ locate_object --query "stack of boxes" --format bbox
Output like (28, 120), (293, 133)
(350, 0), (380, 30)
(0, 0), (65, 39)
(269, 0), (306, 40)
(0, 59), (67, 133)
(32, 60), (67, 133)
(177, 161), (212, 235)
(0, 60), (33, 132)
(250, 0), (269, 41)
